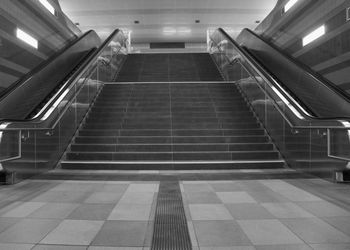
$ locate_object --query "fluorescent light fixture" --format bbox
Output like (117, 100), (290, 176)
(16, 28), (38, 49)
(163, 27), (176, 35)
(302, 25), (325, 46)
(178, 27), (191, 34)
(284, 0), (298, 13)
(39, 0), (55, 15)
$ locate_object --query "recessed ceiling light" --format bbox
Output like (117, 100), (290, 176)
(284, 0), (298, 13)
(163, 27), (176, 35)
(134, 20), (140, 24)
(39, 0), (55, 15)
(195, 20), (200, 23)
(16, 28), (38, 49)
(255, 20), (261, 23)
(302, 25), (325, 46)
(178, 27), (191, 34)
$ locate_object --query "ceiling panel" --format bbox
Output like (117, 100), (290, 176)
(59, 0), (277, 43)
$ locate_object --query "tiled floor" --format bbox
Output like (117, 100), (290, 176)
(0, 179), (349, 250)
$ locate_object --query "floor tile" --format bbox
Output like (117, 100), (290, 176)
(84, 192), (124, 204)
(0, 218), (60, 243)
(40, 220), (104, 245)
(261, 202), (315, 218)
(50, 182), (104, 192)
(108, 204), (152, 221)
(281, 218), (350, 244)
(296, 201), (350, 217)
(193, 220), (251, 247)
(89, 247), (143, 250)
(185, 192), (221, 204)
(99, 183), (129, 193)
(68, 204), (114, 220)
(29, 203), (79, 219)
(238, 219), (303, 245)
(32, 191), (92, 203)
(216, 192), (256, 204)
(246, 190), (289, 203)
(189, 204), (233, 220)
(125, 184), (158, 193)
(0, 218), (20, 234)
(183, 183), (214, 193)
(118, 192), (155, 204)
(0, 243), (34, 250)
(210, 182), (243, 192)
(33, 245), (87, 250)
(225, 204), (274, 220)
(309, 243), (350, 250)
(1, 202), (46, 218)
(322, 216), (350, 236)
(200, 247), (256, 250)
(91, 221), (148, 247)
(255, 245), (312, 250)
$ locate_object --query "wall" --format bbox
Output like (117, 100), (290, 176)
(255, 0), (350, 94)
(0, 0), (81, 94)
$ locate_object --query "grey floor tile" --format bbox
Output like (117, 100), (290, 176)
(0, 218), (60, 244)
(1, 202), (46, 218)
(189, 204), (233, 220)
(29, 203), (79, 219)
(210, 182), (243, 192)
(32, 245), (87, 250)
(193, 220), (251, 247)
(88, 247), (143, 250)
(99, 184), (129, 193)
(0, 243), (34, 250)
(118, 192), (155, 204)
(84, 192), (124, 204)
(125, 184), (158, 193)
(0, 218), (20, 234)
(108, 204), (152, 221)
(309, 243), (350, 250)
(217, 192), (256, 204)
(281, 218), (350, 244)
(32, 191), (92, 203)
(68, 204), (114, 220)
(200, 247), (256, 250)
(40, 220), (104, 245)
(183, 183), (214, 193)
(296, 201), (350, 217)
(322, 216), (350, 236)
(261, 203), (315, 218)
(91, 221), (148, 247)
(225, 204), (274, 220)
(185, 192), (221, 204)
(255, 245), (312, 250)
(50, 182), (104, 192)
(246, 190), (289, 203)
(237, 219), (303, 245)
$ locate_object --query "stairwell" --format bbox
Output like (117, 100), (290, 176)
(60, 53), (285, 171)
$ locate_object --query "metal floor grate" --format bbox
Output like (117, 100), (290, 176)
(151, 181), (192, 250)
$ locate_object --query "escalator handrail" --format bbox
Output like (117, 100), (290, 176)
(213, 28), (350, 129)
(0, 29), (124, 131)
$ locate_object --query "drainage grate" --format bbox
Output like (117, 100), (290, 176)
(151, 181), (192, 250)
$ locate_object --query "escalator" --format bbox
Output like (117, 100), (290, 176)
(0, 26), (349, 183)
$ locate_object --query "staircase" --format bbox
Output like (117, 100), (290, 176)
(60, 53), (285, 171)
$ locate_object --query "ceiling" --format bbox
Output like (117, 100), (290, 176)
(59, 0), (278, 43)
